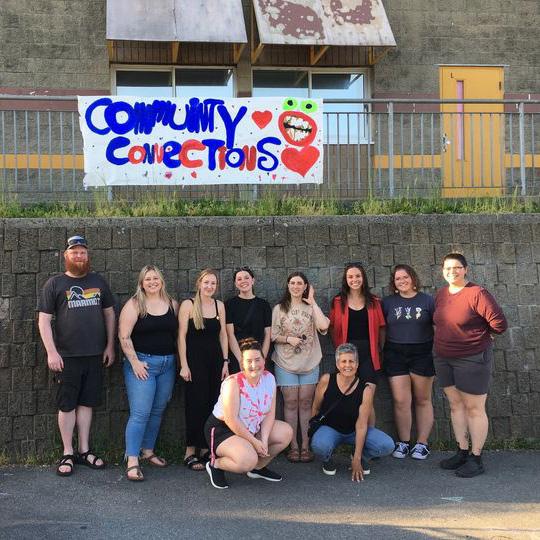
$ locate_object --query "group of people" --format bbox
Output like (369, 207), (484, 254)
(37, 234), (507, 488)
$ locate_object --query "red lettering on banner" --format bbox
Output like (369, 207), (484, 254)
(179, 139), (205, 168)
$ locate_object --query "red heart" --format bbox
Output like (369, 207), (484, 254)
(281, 146), (320, 177)
(252, 110), (272, 129)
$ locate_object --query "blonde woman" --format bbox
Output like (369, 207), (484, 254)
(178, 269), (229, 471)
(119, 266), (179, 482)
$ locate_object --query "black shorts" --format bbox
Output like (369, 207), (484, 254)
(434, 345), (493, 395)
(204, 414), (235, 454)
(383, 341), (435, 378)
(55, 355), (103, 412)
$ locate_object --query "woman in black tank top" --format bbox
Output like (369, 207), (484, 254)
(178, 269), (229, 471)
(119, 265), (179, 481)
(310, 343), (394, 480)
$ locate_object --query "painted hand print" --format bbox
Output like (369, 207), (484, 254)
(78, 96), (323, 186)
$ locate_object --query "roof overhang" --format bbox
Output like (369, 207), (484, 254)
(106, 0), (247, 63)
(251, 0), (396, 64)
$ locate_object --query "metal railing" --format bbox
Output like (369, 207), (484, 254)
(1, 95), (539, 203)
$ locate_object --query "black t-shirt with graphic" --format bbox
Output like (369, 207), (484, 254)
(38, 272), (115, 357)
(382, 292), (434, 344)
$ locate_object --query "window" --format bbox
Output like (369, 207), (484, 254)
(253, 69), (368, 143)
(116, 71), (173, 97)
(175, 69), (234, 98)
(113, 67), (235, 98)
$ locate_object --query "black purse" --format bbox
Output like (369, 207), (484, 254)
(308, 376), (358, 440)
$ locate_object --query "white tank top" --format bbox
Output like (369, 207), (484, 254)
(212, 371), (276, 434)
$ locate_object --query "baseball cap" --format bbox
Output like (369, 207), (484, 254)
(66, 235), (88, 250)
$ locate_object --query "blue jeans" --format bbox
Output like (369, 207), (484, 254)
(311, 425), (395, 462)
(123, 352), (176, 457)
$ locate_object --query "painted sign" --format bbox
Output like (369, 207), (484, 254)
(78, 96), (323, 186)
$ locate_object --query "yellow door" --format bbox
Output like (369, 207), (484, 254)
(440, 66), (504, 197)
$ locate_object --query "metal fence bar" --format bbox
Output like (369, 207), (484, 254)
(388, 102), (394, 197)
(519, 102), (526, 195)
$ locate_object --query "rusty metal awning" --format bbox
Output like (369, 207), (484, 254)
(253, 0), (396, 47)
(106, 0), (247, 43)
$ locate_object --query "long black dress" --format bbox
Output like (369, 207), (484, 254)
(184, 299), (223, 448)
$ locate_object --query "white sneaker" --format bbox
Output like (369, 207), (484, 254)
(410, 443), (430, 460)
(392, 441), (410, 459)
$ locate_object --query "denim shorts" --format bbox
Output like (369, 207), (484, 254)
(274, 364), (320, 387)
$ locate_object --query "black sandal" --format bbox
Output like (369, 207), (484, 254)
(183, 454), (204, 471)
(126, 465), (144, 482)
(76, 450), (106, 469)
(56, 454), (75, 477)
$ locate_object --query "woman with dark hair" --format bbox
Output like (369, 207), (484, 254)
(119, 265), (178, 481)
(434, 253), (507, 478)
(271, 272), (329, 463)
(178, 269), (229, 471)
(225, 266), (272, 373)
(204, 338), (293, 489)
(329, 263), (385, 384)
(382, 264), (435, 461)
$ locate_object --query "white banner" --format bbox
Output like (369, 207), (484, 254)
(78, 96), (323, 186)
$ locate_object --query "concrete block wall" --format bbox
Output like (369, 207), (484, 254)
(0, 215), (538, 459)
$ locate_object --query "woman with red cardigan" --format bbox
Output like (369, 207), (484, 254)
(329, 263), (385, 389)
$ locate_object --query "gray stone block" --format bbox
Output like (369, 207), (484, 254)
(296, 246), (309, 267)
(12, 250), (39, 273)
(106, 249), (131, 271)
(230, 225), (244, 247)
(222, 247), (241, 269)
(142, 227), (158, 249)
(199, 225), (219, 247)
(266, 247), (284, 268)
(85, 226), (112, 249)
(244, 226), (262, 246)
(12, 415), (33, 440)
(2, 274), (16, 297)
(9, 297), (36, 320)
(8, 391), (36, 416)
(38, 227), (66, 250)
(12, 367), (33, 391)
(272, 224), (288, 247)
(305, 225), (330, 246)
(410, 244), (435, 265)
(307, 246), (326, 268)
(111, 227), (130, 249)
(163, 249), (178, 270)
(197, 247), (223, 269)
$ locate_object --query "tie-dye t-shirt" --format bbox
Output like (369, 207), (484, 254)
(212, 371), (276, 434)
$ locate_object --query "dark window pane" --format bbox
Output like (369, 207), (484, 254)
(252, 70), (309, 98)
(116, 71), (173, 97)
(175, 69), (234, 98)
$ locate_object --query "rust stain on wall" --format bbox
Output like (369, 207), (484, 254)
(257, 0), (325, 40)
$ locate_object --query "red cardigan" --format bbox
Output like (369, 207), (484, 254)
(329, 295), (385, 370)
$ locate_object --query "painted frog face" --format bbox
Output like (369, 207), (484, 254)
(278, 98), (318, 146)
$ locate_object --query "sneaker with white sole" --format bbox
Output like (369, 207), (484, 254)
(410, 443), (430, 460)
(361, 458), (371, 475)
(205, 461), (229, 489)
(392, 441), (410, 459)
(246, 467), (282, 482)
(322, 459), (337, 475)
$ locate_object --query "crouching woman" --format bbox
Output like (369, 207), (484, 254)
(310, 343), (394, 481)
(204, 338), (293, 489)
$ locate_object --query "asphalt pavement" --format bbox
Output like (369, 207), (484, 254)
(0, 451), (539, 540)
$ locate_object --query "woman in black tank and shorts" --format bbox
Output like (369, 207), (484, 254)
(178, 269), (229, 471)
(310, 343), (394, 479)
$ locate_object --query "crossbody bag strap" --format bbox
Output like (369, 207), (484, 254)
(318, 376), (359, 420)
(239, 298), (258, 331)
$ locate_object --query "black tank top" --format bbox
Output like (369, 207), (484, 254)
(347, 306), (369, 340)
(320, 373), (366, 434)
(131, 306), (177, 355)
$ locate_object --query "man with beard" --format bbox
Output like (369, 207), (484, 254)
(37, 235), (116, 476)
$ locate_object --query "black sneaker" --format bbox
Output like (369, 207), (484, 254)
(455, 454), (485, 478)
(205, 461), (229, 489)
(322, 459), (337, 476)
(440, 449), (469, 470)
(246, 467), (282, 482)
(361, 458), (371, 476)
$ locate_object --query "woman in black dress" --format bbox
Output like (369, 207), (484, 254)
(225, 266), (272, 373)
(178, 269), (229, 471)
